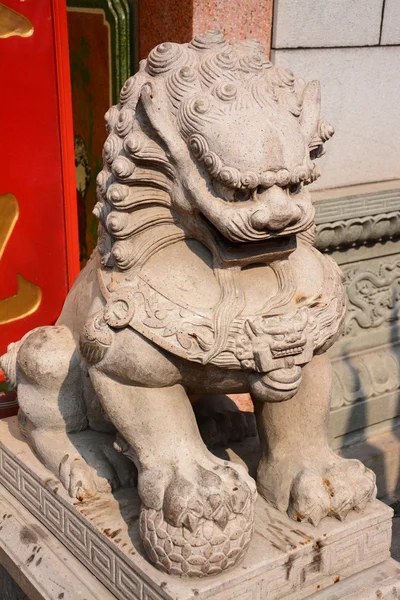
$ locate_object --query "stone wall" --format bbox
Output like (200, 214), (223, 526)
(271, 1), (400, 496)
(272, 0), (400, 190)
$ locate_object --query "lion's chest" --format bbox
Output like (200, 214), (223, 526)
(95, 241), (344, 375)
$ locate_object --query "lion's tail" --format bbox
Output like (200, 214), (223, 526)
(0, 340), (22, 389)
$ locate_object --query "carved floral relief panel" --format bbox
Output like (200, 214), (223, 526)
(343, 260), (400, 337)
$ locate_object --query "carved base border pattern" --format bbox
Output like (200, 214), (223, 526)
(0, 443), (163, 600)
(0, 422), (394, 600)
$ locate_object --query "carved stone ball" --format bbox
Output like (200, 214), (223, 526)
(140, 503), (254, 577)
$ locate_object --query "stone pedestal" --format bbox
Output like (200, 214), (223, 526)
(0, 416), (398, 600)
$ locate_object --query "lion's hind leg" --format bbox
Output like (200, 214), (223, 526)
(8, 325), (115, 499)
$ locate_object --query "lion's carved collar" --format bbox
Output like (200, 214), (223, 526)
(79, 253), (345, 374)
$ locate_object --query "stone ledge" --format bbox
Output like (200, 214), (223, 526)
(308, 558), (400, 599)
(313, 180), (400, 252)
(2, 482), (398, 600)
(0, 484), (114, 600)
(338, 425), (400, 504)
(0, 417), (395, 600)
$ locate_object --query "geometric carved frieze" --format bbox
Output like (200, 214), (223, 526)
(42, 489), (64, 531)
(88, 532), (116, 583)
(65, 511), (89, 554)
(142, 588), (165, 600)
(209, 516), (392, 600)
(0, 450), (19, 489)
(116, 562), (143, 600)
(20, 470), (42, 510)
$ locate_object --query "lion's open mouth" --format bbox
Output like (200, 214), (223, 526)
(271, 344), (305, 358)
(200, 215), (297, 266)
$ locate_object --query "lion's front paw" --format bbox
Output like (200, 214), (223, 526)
(139, 457), (256, 577)
(258, 453), (376, 527)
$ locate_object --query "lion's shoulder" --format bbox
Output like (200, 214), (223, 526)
(286, 242), (326, 303)
(141, 239), (221, 312)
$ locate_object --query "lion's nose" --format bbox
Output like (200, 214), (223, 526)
(250, 186), (301, 232)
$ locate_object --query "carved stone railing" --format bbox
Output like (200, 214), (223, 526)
(315, 183), (400, 252)
(314, 182), (400, 455)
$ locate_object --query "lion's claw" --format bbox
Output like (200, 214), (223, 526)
(181, 512), (199, 532)
(59, 455), (100, 500)
(259, 453), (376, 527)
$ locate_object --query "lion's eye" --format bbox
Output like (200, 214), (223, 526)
(213, 180), (235, 201)
(213, 181), (253, 202)
(273, 334), (285, 341)
(288, 183), (302, 196)
(234, 189), (252, 202)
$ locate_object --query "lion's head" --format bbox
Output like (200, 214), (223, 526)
(95, 31), (333, 271)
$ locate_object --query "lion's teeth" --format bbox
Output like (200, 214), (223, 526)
(272, 345), (304, 357)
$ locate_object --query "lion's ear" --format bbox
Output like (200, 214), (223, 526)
(299, 81), (321, 146)
(140, 81), (161, 112)
(141, 80), (172, 139)
(141, 80), (187, 160)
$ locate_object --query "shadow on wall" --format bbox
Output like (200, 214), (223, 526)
(343, 288), (400, 503)
(392, 295), (400, 502)
(342, 350), (387, 499)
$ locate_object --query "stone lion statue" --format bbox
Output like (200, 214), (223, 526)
(1, 31), (376, 577)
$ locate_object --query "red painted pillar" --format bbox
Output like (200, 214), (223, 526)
(0, 0), (78, 417)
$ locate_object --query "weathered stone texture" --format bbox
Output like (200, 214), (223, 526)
(273, 0), (384, 48)
(381, 0), (400, 45)
(0, 32), (381, 587)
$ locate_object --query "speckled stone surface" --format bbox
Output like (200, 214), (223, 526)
(139, 0), (193, 60)
(139, 0), (273, 59)
(193, 0), (273, 50)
